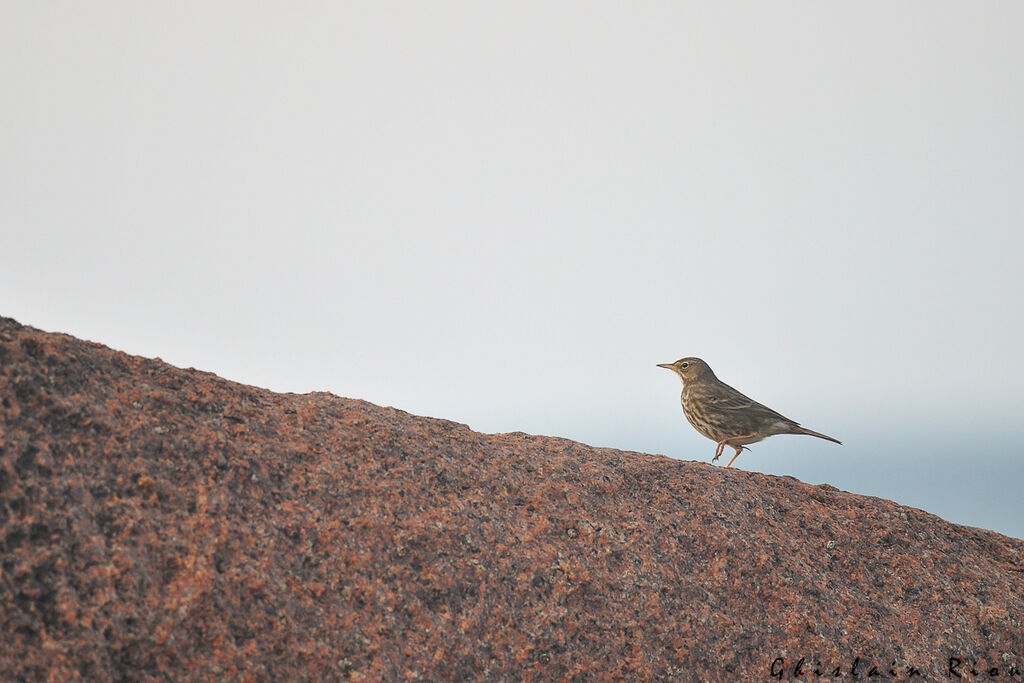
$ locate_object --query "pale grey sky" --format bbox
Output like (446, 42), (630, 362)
(2, 3), (1022, 538)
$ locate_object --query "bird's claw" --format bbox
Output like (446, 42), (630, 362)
(713, 440), (728, 463)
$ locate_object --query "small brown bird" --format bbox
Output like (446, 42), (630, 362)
(657, 357), (840, 468)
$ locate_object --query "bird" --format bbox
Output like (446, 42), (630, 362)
(657, 357), (840, 468)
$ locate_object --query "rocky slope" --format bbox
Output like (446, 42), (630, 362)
(1, 316), (1022, 681)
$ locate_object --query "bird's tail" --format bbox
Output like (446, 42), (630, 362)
(790, 425), (842, 445)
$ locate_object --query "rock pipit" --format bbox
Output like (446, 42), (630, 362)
(657, 357), (840, 468)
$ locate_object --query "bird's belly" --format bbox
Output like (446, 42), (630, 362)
(680, 398), (731, 441)
(682, 410), (723, 441)
(680, 395), (768, 444)
(726, 433), (767, 446)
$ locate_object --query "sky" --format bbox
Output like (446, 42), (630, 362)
(2, 3), (1022, 539)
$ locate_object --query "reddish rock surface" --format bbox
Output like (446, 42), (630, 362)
(1, 315), (1022, 681)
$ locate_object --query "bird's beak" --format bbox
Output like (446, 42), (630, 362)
(656, 363), (674, 370)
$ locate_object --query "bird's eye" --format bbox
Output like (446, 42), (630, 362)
(680, 362), (688, 368)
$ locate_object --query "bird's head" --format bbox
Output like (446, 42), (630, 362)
(657, 357), (714, 384)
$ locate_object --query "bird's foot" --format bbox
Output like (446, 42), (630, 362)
(713, 440), (728, 461)
(725, 447), (745, 468)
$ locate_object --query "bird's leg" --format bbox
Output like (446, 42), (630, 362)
(716, 434), (756, 468)
(713, 440), (728, 461)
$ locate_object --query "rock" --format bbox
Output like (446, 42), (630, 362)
(1, 316), (1021, 680)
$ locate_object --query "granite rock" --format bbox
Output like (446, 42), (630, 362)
(1, 316), (1022, 681)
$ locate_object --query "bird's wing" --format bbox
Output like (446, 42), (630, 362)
(695, 382), (795, 424)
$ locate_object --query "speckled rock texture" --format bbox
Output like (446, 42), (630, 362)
(1, 316), (1022, 682)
